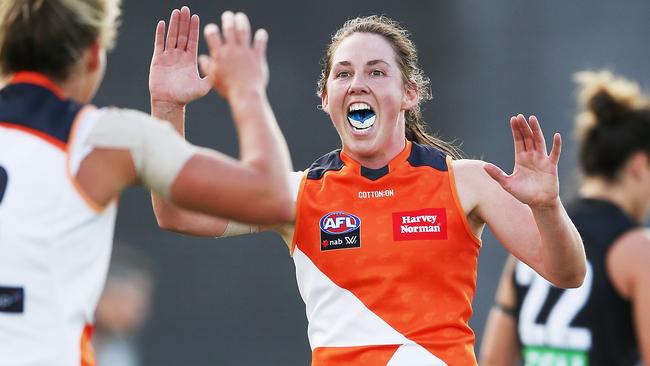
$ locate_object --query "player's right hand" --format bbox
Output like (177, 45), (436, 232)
(149, 6), (211, 106)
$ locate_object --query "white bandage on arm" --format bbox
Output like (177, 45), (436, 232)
(84, 108), (197, 199)
(220, 221), (260, 237)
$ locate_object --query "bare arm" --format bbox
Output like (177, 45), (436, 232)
(74, 9), (293, 226)
(479, 256), (520, 366)
(149, 8), (293, 229)
(607, 229), (650, 365)
(454, 115), (585, 288)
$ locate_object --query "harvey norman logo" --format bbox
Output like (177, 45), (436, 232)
(392, 208), (447, 241)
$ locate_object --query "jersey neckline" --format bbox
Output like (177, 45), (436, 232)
(339, 139), (412, 180)
(9, 71), (65, 99)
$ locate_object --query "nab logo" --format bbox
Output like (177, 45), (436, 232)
(319, 212), (361, 251)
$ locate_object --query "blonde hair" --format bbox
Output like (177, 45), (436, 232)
(573, 70), (650, 180)
(0, 0), (121, 80)
(317, 15), (462, 159)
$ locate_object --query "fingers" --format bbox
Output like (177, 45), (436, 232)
(483, 163), (510, 188)
(516, 114), (535, 152)
(510, 116), (525, 154)
(198, 54), (217, 94)
(220, 11), (254, 46)
(234, 12), (251, 45)
(221, 11), (236, 45)
(166, 8), (180, 49)
(528, 115), (548, 155)
(153, 20), (165, 56)
(176, 6), (191, 50)
(198, 55), (211, 74)
(187, 14), (200, 56)
(253, 28), (268, 59)
(204, 23), (222, 59)
(511, 113), (561, 164)
(549, 133), (562, 165)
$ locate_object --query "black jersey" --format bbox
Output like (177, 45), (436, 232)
(512, 198), (640, 366)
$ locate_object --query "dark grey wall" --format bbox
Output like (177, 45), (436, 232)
(96, 1), (650, 365)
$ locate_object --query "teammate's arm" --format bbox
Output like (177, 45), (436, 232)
(453, 115), (585, 288)
(148, 7), (226, 237)
(606, 229), (650, 365)
(74, 10), (294, 225)
(147, 8), (295, 234)
(479, 256), (520, 366)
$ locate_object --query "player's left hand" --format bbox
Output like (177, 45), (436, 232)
(197, 11), (269, 102)
(149, 6), (211, 106)
(483, 114), (562, 208)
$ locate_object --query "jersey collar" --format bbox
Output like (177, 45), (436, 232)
(9, 71), (65, 99)
(340, 139), (412, 181)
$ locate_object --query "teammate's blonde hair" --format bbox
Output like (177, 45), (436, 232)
(317, 15), (462, 159)
(0, 0), (121, 80)
(573, 70), (650, 181)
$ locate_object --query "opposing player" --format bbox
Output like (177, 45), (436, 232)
(479, 70), (650, 366)
(0, 1), (292, 365)
(151, 14), (586, 365)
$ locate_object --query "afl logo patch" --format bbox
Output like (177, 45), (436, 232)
(319, 212), (361, 251)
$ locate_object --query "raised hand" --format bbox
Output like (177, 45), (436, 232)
(484, 114), (562, 208)
(149, 6), (211, 106)
(198, 11), (269, 101)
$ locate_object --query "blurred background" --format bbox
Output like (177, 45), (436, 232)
(97, 0), (650, 365)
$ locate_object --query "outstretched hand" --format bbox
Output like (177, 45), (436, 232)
(484, 114), (562, 208)
(149, 6), (211, 105)
(198, 11), (269, 101)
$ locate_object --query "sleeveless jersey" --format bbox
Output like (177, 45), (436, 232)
(513, 198), (639, 366)
(291, 140), (482, 366)
(0, 72), (118, 366)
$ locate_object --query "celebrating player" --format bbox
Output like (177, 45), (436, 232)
(480, 70), (650, 366)
(151, 14), (586, 366)
(0, 1), (292, 365)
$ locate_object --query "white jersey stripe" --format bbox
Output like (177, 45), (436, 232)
(386, 344), (447, 366)
(293, 246), (410, 348)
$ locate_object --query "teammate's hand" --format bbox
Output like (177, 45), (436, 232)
(198, 11), (269, 101)
(149, 6), (211, 106)
(483, 114), (562, 208)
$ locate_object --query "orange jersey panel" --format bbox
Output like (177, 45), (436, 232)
(80, 324), (96, 366)
(292, 141), (481, 366)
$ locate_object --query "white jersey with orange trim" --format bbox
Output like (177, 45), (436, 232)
(0, 72), (118, 366)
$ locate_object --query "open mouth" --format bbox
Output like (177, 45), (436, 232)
(347, 102), (376, 131)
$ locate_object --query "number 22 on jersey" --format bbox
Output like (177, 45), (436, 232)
(516, 261), (594, 366)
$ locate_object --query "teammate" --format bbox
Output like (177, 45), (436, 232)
(479, 70), (650, 366)
(150, 15), (586, 365)
(0, 1), (293, 365)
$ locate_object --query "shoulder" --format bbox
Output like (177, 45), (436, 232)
(450, 158), (495, 190)
(607, 228), (650, 298)
(450, 158), (512, 221)
(306, 150), (344, 180)
(451, 158), (487, 172)
(288, 170), (306, 201)
(71, 107), (163, 147)
(407, 142), (448, 171)
(609, 228), (650, 261)
(94, 107), (162, 124)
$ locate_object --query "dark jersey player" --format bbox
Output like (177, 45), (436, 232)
(480, 70), (650, 366)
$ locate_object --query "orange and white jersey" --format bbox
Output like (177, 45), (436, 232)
(291, 140), (482, 366)
(0, 72), (117, 366)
